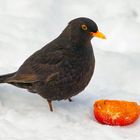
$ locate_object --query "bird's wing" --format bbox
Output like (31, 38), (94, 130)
(7, 49), (64, 83)
(6, 74), (38, 83)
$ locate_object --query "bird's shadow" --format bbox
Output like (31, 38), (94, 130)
(0, 85), (95, 119)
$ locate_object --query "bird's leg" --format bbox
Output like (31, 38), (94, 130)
(68, 98), (72, 102)
(47, 100), (53, 112)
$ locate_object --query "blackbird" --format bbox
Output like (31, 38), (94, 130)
(0, 17), (106, 111)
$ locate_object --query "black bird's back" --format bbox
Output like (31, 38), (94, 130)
(12, 36), (95, 100)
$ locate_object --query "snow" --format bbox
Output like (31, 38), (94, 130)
(0, 0), (140, 139)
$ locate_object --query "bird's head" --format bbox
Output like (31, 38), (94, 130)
(62, 17), (106, 42)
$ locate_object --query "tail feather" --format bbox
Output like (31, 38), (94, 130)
(0, 72), (36, 93)
(0, 72), (16, 83)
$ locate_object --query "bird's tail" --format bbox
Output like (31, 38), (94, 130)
(0, 72), (16, 83)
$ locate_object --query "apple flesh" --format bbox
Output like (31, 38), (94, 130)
(94, 100), (140, 126)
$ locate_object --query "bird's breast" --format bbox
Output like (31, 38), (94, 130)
(59, 46), (95, 92)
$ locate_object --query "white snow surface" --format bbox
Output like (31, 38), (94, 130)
(0, 0), (140, 140)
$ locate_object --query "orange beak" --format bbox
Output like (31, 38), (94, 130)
(90, 31), (106, 39)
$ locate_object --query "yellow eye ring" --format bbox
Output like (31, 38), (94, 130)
(81, 24), (88, 31)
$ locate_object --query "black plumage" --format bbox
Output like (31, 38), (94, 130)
(0, 17), (106, 111)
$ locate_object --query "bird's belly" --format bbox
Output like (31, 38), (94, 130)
(73, 61), (95, 93)
(38, 58), (95, 101)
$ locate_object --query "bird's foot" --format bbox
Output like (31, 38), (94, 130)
(68, 98), (72, 102)
(47, 100), (53, 112)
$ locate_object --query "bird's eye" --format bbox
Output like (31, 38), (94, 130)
(81, 24), (88, 31)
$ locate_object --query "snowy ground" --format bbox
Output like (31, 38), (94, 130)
(0, 0), (140, 140)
